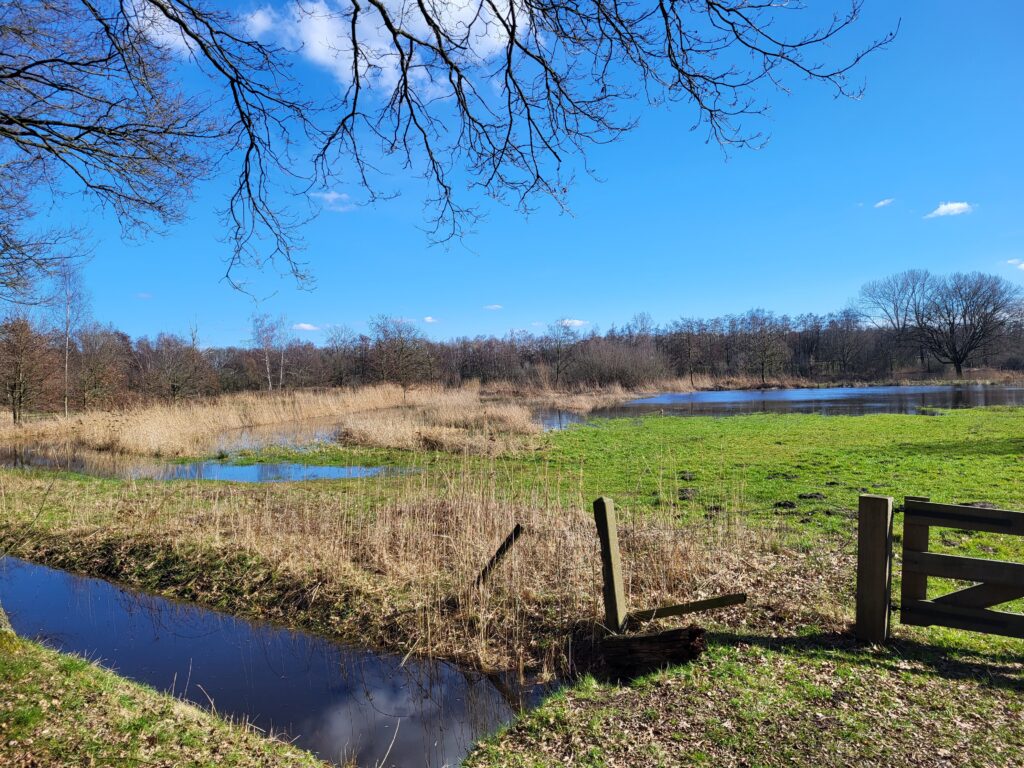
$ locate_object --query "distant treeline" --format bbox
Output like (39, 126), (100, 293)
(2, 270), (1023, 421)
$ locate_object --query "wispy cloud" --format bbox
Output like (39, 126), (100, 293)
(311, 190), (356, 213)
(292, 322), (320, 331)
(135, 292), (153, 300)
(423, 316), (438, 324)
(1007, 259), (1024, 271)
(483, 304), (503, 311)
(873, 198), (894, 208)
(925, 201), (974, 219)
(559, 318), (588, 328)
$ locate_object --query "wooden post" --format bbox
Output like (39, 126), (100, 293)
(594, 497), (627, 633)
(855, 494), (894, 643)
(900, 495), (930, 627)
(474, 524), (525, 590)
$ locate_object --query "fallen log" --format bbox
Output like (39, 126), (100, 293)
(600, 625), (706, 676)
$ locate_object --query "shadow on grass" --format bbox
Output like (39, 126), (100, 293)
(706, 628), (1024, 692)
(891, 437), (1024, 459)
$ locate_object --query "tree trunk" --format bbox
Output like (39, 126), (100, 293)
(954, 360), (964, 377)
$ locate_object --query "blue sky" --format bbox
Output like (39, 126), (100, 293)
(71, 2), (1024, 346)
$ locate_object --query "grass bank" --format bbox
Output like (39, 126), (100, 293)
(466, 632), (1024, 767)
(0, 631), (327, 768)
(3, 407), (1024, 764)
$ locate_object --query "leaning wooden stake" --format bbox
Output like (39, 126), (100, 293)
(594, 497), (627, 633)
(855, 494), (894, 644)
(474, 524), (525, 590)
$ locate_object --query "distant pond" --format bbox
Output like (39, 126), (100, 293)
(0, 557), (545, 768)
(538, 384), (1024, 430)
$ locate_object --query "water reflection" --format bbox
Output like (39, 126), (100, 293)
(0, 557), (541, 767)
(541, 384), (1024, 430)
(0, 445), (391, 483)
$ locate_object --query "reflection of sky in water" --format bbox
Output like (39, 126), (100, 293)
(541, 384), (1024, 430)
(161, 462), (386, 482)
(0, 448), (394, 483)
(0, 558), (534, 768)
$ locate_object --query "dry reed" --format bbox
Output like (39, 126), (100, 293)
(0, 462), (850, 677)
(1, 385), (542, 457)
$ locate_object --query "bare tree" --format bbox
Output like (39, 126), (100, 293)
(0, 314), (58, 423)
(1, 0), (892, 286)
(369, 315), (432, 394)
(740, 309), (789, 384)
(543, 320), (583, 388)
(48, 263), (91, 416)
(77, 323), (133, 408)
(250, 314), (287, 390)
(859, 269), (930, 371)
(0, 0), (312, 289)
(325, 325), (359, 386)
(912, 272), (1023, 377)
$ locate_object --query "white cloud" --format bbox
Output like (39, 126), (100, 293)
(245, 0), (523, 92)
(873, 198), (894, 208)
(483, 304), (503, 310)
(559, 318), (588, 328)
(293, 322), (321, 331)
(423, 316), (438, 324)
(135, 291), (153, 300)
(311, 190), (356, 213)
(1007, 259), (1024, 271)
(925, 201), (974, 219)
(246, 7), (278, 37)
(131, 0), (195, 54)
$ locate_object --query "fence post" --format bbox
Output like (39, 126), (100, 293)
(593, 497), (627, 633)
(855, 494), (894, 643)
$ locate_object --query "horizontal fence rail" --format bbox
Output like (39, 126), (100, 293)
(899, 497), (1024, 641)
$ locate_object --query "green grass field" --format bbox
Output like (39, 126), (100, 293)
(3, 407), (1024, 766)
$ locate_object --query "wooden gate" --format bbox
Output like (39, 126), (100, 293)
(856, 495), (1024, 643)
(900, 496), (1024, 639)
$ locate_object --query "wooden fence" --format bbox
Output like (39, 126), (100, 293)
(856, 494), (1024, 643)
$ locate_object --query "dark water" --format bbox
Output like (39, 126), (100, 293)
(0, 557), (537, 767)
(0, 445), (390, 483)
(540, 384), (1024, 429)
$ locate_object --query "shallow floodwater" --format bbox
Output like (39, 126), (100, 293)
(541, 384), (1024, 429)
(0, 445), (391, 483)
(0, 557), (538, 768)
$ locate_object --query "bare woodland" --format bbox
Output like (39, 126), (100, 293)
(1, 270), (1020, 423)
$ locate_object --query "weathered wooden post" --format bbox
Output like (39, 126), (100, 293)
(855, 494), (894, 643)
(899, 495), (930, 627)
(593, 497), (627, 633)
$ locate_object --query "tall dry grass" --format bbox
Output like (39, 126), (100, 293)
(1, 385), (541, 457)
(0, 461), (851, 676)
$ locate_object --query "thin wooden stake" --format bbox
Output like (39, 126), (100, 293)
(474, 524), (525, 590)
(855, 494), (894, 644)
(594, 497), (627, 633)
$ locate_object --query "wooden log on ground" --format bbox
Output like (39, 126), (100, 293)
(600, 625), (706, 675)
(626, 593), (747, 625)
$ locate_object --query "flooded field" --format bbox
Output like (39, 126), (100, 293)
(541, 384), (1024, 429)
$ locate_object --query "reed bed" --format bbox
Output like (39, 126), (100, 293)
(0, 462), (850, 676)
(1, 385), (542, 457)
